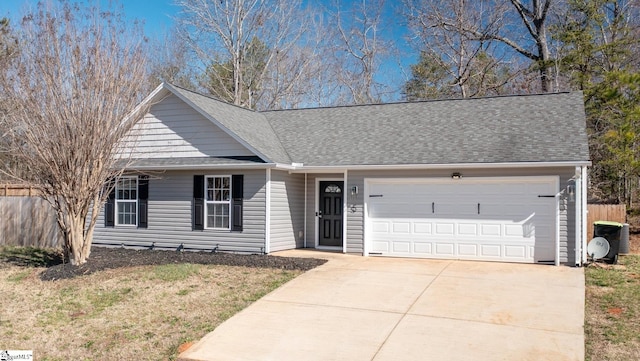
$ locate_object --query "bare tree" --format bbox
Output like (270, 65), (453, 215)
(147, 28), (196, 91)
(326, 0), (392, 104)
(1, 1), (149, 264)
(0, 18), (19, 180)
(175, 0), (312, 110)
(404, 0), (516, 98)
(406, 0), (556, 93)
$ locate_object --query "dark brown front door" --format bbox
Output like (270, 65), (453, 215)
(318, 181), (343, 247)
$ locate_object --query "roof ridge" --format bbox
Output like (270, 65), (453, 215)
(167, 83), (260, 114)
(260, 91), (579, 113)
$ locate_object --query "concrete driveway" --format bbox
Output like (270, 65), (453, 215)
(178, 250), (585, 361)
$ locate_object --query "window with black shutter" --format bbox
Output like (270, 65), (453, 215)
(193, 175), (205, 230)
(232, 175), (244, 231)
(138, 175), (149, 228)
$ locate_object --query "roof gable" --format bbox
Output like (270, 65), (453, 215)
(127, 92), (256, 159)
(165, 84), (291, 164)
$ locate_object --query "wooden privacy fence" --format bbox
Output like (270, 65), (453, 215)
(587, 204), (627, 238)
(0, 185), (61, 248)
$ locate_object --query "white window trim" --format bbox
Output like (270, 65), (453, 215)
(115, 175), (138, 227)
(204, 175), (232, 230)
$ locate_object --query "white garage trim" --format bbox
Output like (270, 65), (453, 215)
(364, 176), (560, 264)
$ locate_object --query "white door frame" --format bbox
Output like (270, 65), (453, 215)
(315, 177), (345, 250)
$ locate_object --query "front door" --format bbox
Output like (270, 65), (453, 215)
(318, 181), (344, 247)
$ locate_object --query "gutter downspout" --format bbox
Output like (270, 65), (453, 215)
(581, 166), (589, 264)
(574, 167), (582, 266)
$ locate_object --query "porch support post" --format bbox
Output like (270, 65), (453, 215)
(574, 167), (582, 266)
(265, 168), (271, 254)
(343, 169), (348, 254)
(555, 191), (561, 266)
(304, 172), (308, 248)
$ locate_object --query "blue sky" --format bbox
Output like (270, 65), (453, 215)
(0, 0), (414, 99)
(0, 1), (181, 37)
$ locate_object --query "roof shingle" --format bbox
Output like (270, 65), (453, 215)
(263, 92), (590, 166)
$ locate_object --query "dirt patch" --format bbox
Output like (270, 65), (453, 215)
(40, 247), (327, 281)
(630, 232), (640, 254)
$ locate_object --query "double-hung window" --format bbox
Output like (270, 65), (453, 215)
(116, 176), (138, 226)
(205, 176), (231, 229)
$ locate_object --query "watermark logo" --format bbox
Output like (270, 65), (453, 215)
(0, 350), (33, 361)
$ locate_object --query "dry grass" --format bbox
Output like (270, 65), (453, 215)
(0, 261), (301, 360)
(585, 255), (640, 361)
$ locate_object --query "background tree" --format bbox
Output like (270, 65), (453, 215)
(0, 18), (19, 181)
(326, 0), (392, 104)
(403, 0), (515, 99)
(202, 37), (268, 108)
(555, 0), (640, 204)
(404, 0), (556, 93)
(0, 1), (149, 265)
(147, 28), (196, 91)
(175, 0), (312, 110)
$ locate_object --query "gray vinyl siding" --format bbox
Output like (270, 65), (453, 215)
(338, 167), (577, 264)
(269, 171), (305, 252)
(93, 169), (266, 253)
(125, 93), (254, 158)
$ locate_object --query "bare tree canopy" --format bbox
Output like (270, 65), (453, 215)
(175, 0), (318, 110)
(326, 0), (393, 104)
(0, 1), (149, 265)
(403, 0), (517, 99)
(404, 0), (555, 93)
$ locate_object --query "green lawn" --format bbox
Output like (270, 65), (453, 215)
(0, 246), (301, 360)
(585, 255), (640, 360)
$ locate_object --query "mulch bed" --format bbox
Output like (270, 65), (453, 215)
(39, 247), (327, 281)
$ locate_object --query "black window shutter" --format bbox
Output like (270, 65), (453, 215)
(193, 175), (205, 230)
(232, 174), (244, 231)
(138, 175), (149, 228)
(104, 178), (115, 227)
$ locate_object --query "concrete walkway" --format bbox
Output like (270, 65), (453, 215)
(178, 250), (585, 361)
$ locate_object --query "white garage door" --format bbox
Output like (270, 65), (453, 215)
(365, 177), (558, 263)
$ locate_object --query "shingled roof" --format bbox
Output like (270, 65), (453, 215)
(263, 92), (590, 166)
(156, 83), (589, 167)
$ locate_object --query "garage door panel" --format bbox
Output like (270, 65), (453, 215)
(413, 242), (432, 255)
(480, 244), (501, 257)
(480, 224), (502, 236)
(504, 245), (527, 258)
(392, 222), (411, 233)
(457, 223), (478, 236)
(458, 243), (478, 256)
(413, 222), (432, 234)
(392, 241), (411, 253)
(366, 178), (557, 263)
(435, 223), (455, 235)
(435, 243), (455, 256)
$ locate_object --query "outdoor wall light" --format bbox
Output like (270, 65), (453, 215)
(451, 172), (462, 179)
(350, 186), (359, 197)
(567, 183), (576, 202)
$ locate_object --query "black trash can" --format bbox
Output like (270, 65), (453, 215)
(594, 221), (624, 264)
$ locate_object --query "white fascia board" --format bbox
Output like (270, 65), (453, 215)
(163, 83), (273, 164)
(120, 83), (169, 127)
(286, 161), (592, 173)
(126, 162), (278, 171)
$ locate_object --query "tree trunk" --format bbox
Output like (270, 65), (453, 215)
(67, 212), (91, 265)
